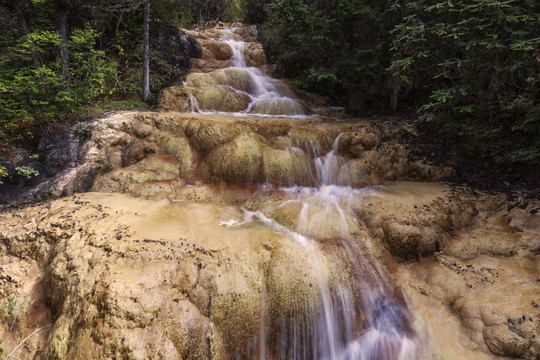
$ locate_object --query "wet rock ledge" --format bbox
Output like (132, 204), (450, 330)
(0, 110), (538, 359)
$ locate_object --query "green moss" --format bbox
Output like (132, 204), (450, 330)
(194, 86), (250, 112)
(249, 98), (304, 116)
(47, 316), (72, 358)
(207, 133), (262, 183)
(74, 97), (148, 117)
(262, 147), (310, 186)
(156, 134), (194, 177)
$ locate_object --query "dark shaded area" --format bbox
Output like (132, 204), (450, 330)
(0, 129), (83, 205)
(152, 24), (202, 69)
(407, 122), (540, 200)
(150, 23), (202, 88)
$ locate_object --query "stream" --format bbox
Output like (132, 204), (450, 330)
(189, 26), (424, 359)
(0, 23), (537, 360)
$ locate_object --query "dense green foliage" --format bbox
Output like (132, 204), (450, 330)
(0, 0), (242, 154)
(389, 0), (540, 172)
(1, 0), (538, 180)
(261, 0), (394, 112)
(255, 0), (539, 176)
(0, 0), (145, 152)
(240, 0), (267, 24)
(0, 24), (117, 145)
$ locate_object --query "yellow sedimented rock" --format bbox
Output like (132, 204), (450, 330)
(158, 86), (193, 112)
(343, 159), (380, 187)
(201, 39), (233, 61)
(182, 117), (242, 152)
(262, 147), (311, 186)
(194, 86), (250, 112)
(244, 42), (267, 68)
(93, 153), (180, 195)
(207, 133), (263, 183)
(155, 132), (195, 177)
(265, 243), (324, 313)
(187, 68), (254, 94)
(249, 98), (305, 116)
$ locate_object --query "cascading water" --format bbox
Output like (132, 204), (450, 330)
(222, 136), (426, 359)
(187, 26), (308, 116)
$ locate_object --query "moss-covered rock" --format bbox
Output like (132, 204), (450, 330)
(182, 117), (242, 152)
(288, 125), (331, 150)
(194, 86), (250, 112)
(207, 133), (263, 183)
(155, 132), (195, 177)
(187, 68), (255, 94)
(264, 242), (323, 314)
(212, 68), (254, 93)
(262, 147), (311, 186)
(249, 98), (305, 116)
(158, 86), (194, 112)
(202, 39), (233, 61)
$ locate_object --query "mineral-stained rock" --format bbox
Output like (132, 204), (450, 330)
(262, 147), (311, 186)
(207, 133), (263, 183)
(398, 197), (540, 360)
(193, 86), (250, 112)
(2, 22), (538, 360)
(0, 192), (351, 359)
(1, 111), (460, 204)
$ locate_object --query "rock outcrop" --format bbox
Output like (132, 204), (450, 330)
(399, 196), (540, 359)
(1, 174), (538, 359)
(0, 21), (538, 360)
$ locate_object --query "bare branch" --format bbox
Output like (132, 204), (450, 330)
(4, 325), (52, 360)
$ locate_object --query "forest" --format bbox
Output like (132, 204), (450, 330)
(0, 2), (539, 359)
(1, 0), (539, 184)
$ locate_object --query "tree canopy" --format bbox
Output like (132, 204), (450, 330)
(1, 0), (539, 180)
(389, 0), (540, 172)
(255, 0), (539, 176)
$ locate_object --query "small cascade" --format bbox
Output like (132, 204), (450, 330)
(186, 26), (309, 116)
(222, 134), (426, 359)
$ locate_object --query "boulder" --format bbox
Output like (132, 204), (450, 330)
(234, 25), (258, 42)
(158, 86), (193, 112)
(262, 147), (311, 186)
(199, 39), (232, 61)
(152, 24), (202, 70)
(207, 133), (263, 183)
(193, 86), (250, 112)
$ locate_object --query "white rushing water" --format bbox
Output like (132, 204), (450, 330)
(189, 26), (310, 117)
(222, 136), (426, 359)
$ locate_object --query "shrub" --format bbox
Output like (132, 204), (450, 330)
(389, 0), (540, 172)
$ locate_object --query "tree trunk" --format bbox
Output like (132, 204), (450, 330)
(346, 88), (365, 117)
(390, 74), (399, 113)
(13, 2), (41, 69)
(142, 0), (150, 102)
(115, 12), (123, 41)
(57, 9), (70, 91)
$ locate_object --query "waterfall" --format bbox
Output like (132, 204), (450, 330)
(187, 26), (309, 117)
(222, 136), (426, 359)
